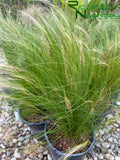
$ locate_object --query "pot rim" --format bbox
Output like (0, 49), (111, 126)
(95, 94), (117, 117)
(18, 107), (50, 125)
(95, 105), (113, 117)
(45, 122), (96, 157)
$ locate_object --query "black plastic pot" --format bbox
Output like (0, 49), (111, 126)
(98, 106), (113, 117)
(45, 123), (96, 160)
(111, 90), (119, 105)
(18, 108), (50, 140)
(95, 95), (117, 121)
(97, 92), (119, 119)
(95, 105), (113, 123)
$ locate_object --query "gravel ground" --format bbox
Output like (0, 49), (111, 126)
(0, 47), (120, 160)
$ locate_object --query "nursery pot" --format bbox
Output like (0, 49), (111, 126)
(111, 90), (119, 105)
(95, 105), (113, 123)
(18, 108), (50, 140)
(95, 94), (118, 121)
(98, 105), (113, 117)
(45, 123), (96, 160)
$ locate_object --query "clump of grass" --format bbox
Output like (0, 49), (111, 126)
(0, 7), (120, 152)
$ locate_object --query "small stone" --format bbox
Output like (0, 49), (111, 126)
(23, 139), (29, 144)
(4, 112), (9, 117)
(1, 144), (5, 149)
(13, 139), (17, 143)
(11, 158), (16, 160)
(0, 133), (3, 138)
(106, 114), (113, 119)
(117, 133), (120, 139)
(106, 134), (111, 138)
(112, 152), (116, 156)
(108, 137), (113, 142)
(107, 126), (112, 130)
(112, 134), (117, 138)
(12, 126), (17, 130)
(102, 142), (111, 149)
(27, 127), (31, 131)
(34, 138), (38, 144)
(38, 153), (43, 159)
(38, 146), (44, 153)
(103, 128), (109, 133)
(114, 138), (118, 144)
(43, 150), (48, 155)
(18, 122), (23, 128)
(14, 152), (21, 158)
(103, 135), (107, 140)
(0, 118), (3, 123)
(99, 129), (104, 135)
(26, 131), (30, 134)
(18, 137), (24, 142)
(115, 147), (120, 153)
(22, 131), (26, 135)
(115, 156), (120, 160)
(25, 134), (30, 139)
(105, 153), (111, 159)
(95, 142), (101, 148)
(111, 144), (114, 150)
(14, 111), (19, 121)
(118, 139), (120, 147)
(108, 149), (113, 153)
(110, 155), (115, 160)
(18, 142), (22, 146)
(117, 128), (120, 132)
(9, 142), (13, 147)
(96, 132), (99, 137)
(116, 101), (120, 105)
(48, 154), (52, 160)
(117, 121), (120, 125)
(2, 154), (6, 158)
(114, 124), (119, 127)
(98, 153), (104, 159)
(6, 151), (10, 157)
(23, 127), (28, 132)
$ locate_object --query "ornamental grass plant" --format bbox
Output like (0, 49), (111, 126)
(0, 7), (120, 155)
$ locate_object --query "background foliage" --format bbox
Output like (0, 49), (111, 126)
(0, 0), (30, 18)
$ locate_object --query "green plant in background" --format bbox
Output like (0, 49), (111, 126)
(85, 0), (120, 16)
(0, 0), (30, 18)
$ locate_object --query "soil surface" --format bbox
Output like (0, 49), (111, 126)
(47, 123), (93, 154)
(20, 108), (48, 123)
